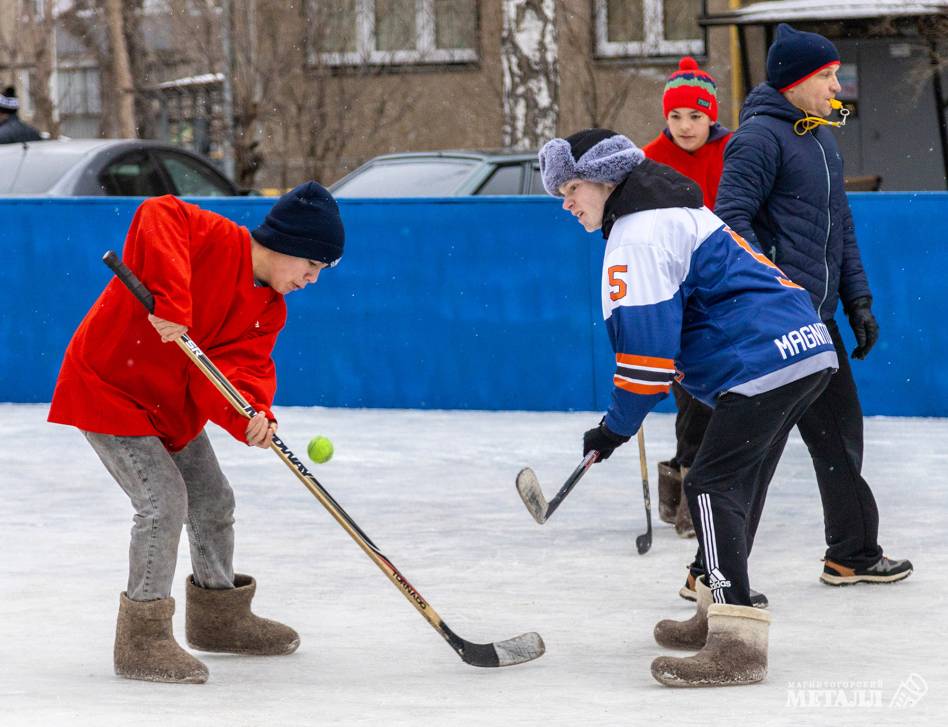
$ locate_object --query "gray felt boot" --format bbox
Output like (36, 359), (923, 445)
(654, 575), (710, 650)
(657, 461), (681, 524)
(674, 468), (696, 539)
(651, 603), (771, 687)
(114, 593), (208, 684)
(186, 574), (300, 656)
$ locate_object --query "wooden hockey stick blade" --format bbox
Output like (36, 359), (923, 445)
(516, 467), (549, 524)
(455, 630), (546, 667)
(516, 451), (598, 525)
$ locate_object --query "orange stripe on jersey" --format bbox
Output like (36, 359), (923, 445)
(614, 376), (671, 395)
(725, 225), (803, 290)
(616, 353), (676, 371)
(778, 277), (804, 290)
(724, 226), (780, 271)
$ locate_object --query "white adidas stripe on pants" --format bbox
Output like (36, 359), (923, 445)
(697, 493), (727, 604)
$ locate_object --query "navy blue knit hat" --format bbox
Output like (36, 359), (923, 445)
(253, 181), (345, 267)
(767, 24), (840, 93)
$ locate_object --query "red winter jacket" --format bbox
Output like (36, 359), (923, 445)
(48, 196), (287, 452)
(642, 127), (731, 209)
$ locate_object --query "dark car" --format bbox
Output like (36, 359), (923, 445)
(329, 150), (545, 197)
(0, 138), (245, 196)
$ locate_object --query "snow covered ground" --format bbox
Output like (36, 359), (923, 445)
(2, 404), (945, 726)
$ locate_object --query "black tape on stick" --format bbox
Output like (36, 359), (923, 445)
(102, 250), (155, 313)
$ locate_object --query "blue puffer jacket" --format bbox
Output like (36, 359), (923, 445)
(716, 83), (871, 321)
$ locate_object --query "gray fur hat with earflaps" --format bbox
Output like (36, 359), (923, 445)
(538, 128), (645, 197)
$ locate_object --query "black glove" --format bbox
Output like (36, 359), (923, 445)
(583, 419), (631, 461)
(846, 296), (879, 360)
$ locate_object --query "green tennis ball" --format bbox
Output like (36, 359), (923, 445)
(307, 435), (334, 464)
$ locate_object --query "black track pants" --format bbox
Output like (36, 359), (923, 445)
(796, 319), (883, 568)
(685, 370), (833, 606)
(687, 320), (884, 583)
(671, 382), (712, 469)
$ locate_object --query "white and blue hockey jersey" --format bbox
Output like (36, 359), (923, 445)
(602, 205), (838, 437)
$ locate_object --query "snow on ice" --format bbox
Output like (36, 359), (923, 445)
(1, 404), (945, 725)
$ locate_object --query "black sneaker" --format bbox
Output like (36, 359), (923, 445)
(678, 571), (769, 608)
(820, 556), (913, 586)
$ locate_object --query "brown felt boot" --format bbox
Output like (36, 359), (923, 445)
(651, 603), (771, 687)
(114, 593), (208, 684)
(657, 461), (681, 524)
(654, 575), (710, 650)
(674, 468), (696, 538)
(186, 574), (300, 655)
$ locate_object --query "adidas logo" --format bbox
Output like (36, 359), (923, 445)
(708, 568), (732, 590)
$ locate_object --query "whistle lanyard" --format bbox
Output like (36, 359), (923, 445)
(794, 99), (850, 136)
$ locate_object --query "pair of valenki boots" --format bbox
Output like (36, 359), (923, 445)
(114, 574), (298, 684)
(651, 576), (771, 687)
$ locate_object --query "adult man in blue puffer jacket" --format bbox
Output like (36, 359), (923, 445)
(715, 23), (912, 586)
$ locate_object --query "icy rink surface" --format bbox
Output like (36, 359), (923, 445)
(1, 404), (945, 726)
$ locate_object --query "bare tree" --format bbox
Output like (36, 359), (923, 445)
(557, 2), (641, 129)
(10, 0), (449, 186)
(59, 0), (120, 136)
(232, 1), (422, 187)
(0, 3), (23, 87)
(230, 0), (270, 188)
(1, 0), (60, 136)
(501, 0), (558, 150)
(106, 0), (136, 136)
(143, 1), (419, 187)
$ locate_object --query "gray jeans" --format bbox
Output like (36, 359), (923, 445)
(84, 430), (236, 601)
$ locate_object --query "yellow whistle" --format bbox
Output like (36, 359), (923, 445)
(793, 98), (849, 135)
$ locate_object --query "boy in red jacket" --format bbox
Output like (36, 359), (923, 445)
(643, 58), (729, 548)
(49, 181), (345, 684)
(643, 57), (731, 208)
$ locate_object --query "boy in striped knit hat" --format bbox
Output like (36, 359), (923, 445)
(643, 58), (730, 209)
(643, 58), (728, 553)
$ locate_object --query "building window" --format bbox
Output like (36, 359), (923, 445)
(309, 0), (478, 66)
(56, 65), (102, 138)
(57, 66), (102, 116)
(595, 0), (704, 59)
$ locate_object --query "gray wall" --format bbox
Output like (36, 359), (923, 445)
(835, 38), (947, 191)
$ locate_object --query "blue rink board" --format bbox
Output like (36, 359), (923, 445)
(0, 193), (944, 417)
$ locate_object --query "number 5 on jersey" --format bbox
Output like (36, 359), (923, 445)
(608, 265), (628, 301)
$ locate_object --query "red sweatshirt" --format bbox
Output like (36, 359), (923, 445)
(642, 129), (731, 209)
(48, 196), (287, 452)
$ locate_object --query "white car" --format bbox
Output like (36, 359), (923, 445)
(0, 138), (246, 196)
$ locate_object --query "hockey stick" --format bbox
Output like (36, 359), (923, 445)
(102, 251), (544, 669)
(517, 427), (652, 554)
(634, 427), (652, 555)
(515, 450), (598, 524)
